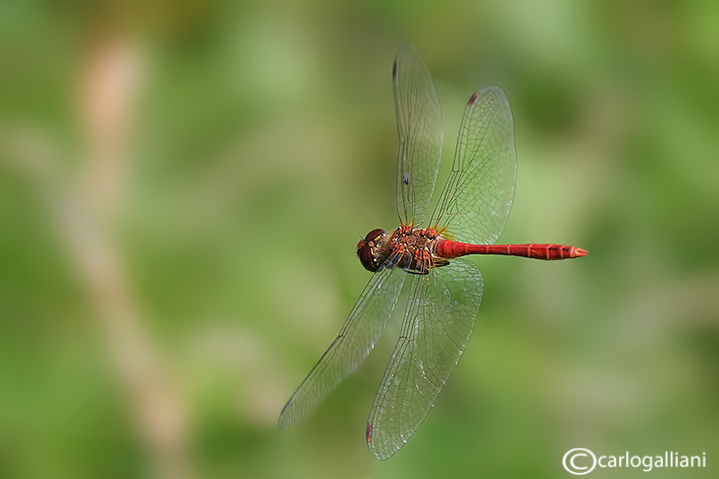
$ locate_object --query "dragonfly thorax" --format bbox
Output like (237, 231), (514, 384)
(357, 226), (450, 274)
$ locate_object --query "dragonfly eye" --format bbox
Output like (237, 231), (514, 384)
(357, 229), (386, 272)
(357, 241), (377, 272)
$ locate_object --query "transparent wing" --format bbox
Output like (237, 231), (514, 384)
(394, 44), (443, 227)
(278, 266), (406, 429)
(429, 86), (517, 245)
(366, 259), (483, 460)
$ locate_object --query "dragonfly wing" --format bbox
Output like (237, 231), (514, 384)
(394, 44), (443, 227)
(366, 259), (483, 460)
(430, 86), (517, 245)
(278, 266), (406, 429)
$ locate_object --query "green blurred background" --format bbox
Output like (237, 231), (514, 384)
(1, 0), (718, 478)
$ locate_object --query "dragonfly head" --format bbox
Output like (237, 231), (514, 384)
(357, 228), (388, 272)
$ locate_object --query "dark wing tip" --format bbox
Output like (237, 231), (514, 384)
(467, 91), (480, 106)
(392, 59), (398, 79)
(277, 401), (293, 429)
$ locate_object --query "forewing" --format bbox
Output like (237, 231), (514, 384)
(394, 44), (443, 227)
(278, 266), (406, 429)
(366, 259), (483, 460)
(430, 86), (516, 245)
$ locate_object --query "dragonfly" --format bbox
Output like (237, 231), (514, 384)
(278, 44), (586, 460)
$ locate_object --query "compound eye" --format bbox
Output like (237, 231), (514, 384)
(356, 229), (386, 272)
(357, 241), (378, 272)
(364, 228), (385, 243)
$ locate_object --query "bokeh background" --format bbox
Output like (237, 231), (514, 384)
(1, 0), (718, 478)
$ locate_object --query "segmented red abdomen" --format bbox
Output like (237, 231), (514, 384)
(436, 240), (587, 260)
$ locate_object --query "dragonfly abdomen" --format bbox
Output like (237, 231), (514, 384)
(436, 240), (587, 260)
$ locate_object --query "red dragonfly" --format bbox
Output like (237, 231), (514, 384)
(278, 44), (586, 460)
